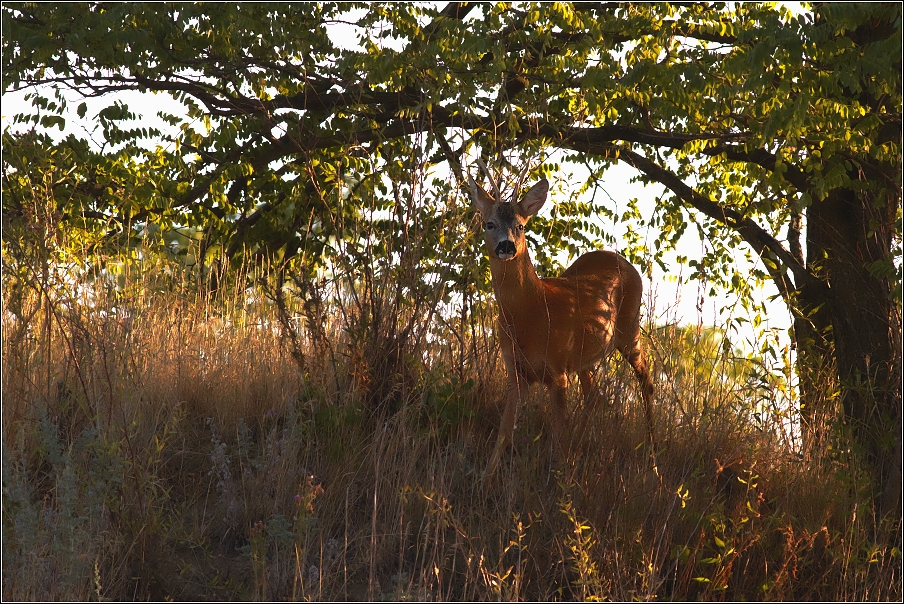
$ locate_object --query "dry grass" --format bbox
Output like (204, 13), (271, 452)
(2, 253), (900, 602)
(2, 175), (900, 601)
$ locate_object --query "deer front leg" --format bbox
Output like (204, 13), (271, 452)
(484, 380), (520, 479)
(484, 346), (525, 480)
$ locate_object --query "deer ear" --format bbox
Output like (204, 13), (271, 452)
(518, 178), (548, 217)
(468, 176), (495, 217)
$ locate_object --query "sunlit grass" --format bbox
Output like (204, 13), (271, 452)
(2, 244), (899, 601)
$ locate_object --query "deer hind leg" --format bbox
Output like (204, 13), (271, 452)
(619, 339), (655, 443)
(543, 374), (571, 462)
(569, 369), (599, 452)
(579, 369), (597, 408)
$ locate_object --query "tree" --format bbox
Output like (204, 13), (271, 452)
(3, 3), (900, 510)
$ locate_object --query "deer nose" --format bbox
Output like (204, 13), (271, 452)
(495, 240), (516, 259)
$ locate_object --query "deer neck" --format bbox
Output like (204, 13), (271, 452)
(489, 251), (544, 322)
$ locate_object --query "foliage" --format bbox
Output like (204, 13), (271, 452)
(3, 3), (898, 294)
(3, 10), (899, 337)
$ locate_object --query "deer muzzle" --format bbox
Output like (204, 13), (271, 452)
(495, 240), (516, 260)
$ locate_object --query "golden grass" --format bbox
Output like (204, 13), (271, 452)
(2, 254), (900, 601)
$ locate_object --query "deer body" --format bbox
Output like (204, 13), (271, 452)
(470, 176), (653, 478)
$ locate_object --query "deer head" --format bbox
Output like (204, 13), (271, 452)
(467, 159), (549, 261)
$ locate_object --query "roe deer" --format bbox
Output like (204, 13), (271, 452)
(468, 170), (654, 478)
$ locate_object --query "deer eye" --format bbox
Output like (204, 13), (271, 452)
(486, 222), (496, 230)
(517, 224), (525, 232)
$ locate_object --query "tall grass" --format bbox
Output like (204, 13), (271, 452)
(3, 191), (900, 601)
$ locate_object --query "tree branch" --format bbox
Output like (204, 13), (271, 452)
(607, 145), (820, 296)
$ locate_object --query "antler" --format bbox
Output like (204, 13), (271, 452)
(474, 155), (504, 202)
(511, 160), (532, 202)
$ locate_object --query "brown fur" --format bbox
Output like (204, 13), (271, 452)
(470, 177), (654, 478)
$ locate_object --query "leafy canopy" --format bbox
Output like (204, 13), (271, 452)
(2, 3), (900, 305)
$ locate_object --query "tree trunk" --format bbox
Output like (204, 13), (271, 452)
(805, 184), (901, 515)
(792, 278), (834, 456)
